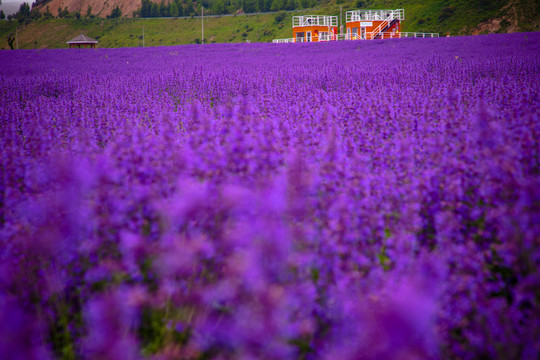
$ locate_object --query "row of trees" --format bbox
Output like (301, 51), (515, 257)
(2, 0), (323, 22)
(50, 5), (122, 19)
(2, 3), (41, 22)
(3, 2), (122, 23)
(136, 0), (319, 18)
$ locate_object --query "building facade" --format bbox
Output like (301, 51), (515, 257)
(292, 15), (338, 42)
(345, 9), (405, 40)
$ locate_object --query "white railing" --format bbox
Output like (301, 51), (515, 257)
(292, 15), (338, 27)
(346, 9), (405, 23)
(273, 38), (296, 43)
(398, 32), (439, 38)
(272, 35), (338, 43)
(319, 34), (336, 41)
(272, 31), (438, 43)
(366, 31), (439, 39)
(343, 33), (364, 40)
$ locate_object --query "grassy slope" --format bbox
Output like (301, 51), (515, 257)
(0, 0), (538, 49)
(0, 13), (294, 50)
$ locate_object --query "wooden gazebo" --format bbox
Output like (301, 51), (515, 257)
(67, 34), (98, 49)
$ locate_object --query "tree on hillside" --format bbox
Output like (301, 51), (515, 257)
(0, 11), (5, 20)
(30, 7), (42, 20)
(439, 6), (455, 21)
(474, 0), (504, 11)
(43, 6), (53, 19)
(18, 2), (31, 16)
(176, 1), (184, 17)
(160, 0), (170, 17)
(285, 0), (297, 10)
(242, 0), (258, 13)
(108, 5), (122, 18)
(299, 0), (315, 9)
(140, 0), (152, 17)
(212, 0), (227, 14)
(151, 3), (160, 17)
(86, 5), (92, 18)
(170, 2), (179, 17)
(186, 2), (194, 16)
(11, 2), (42, 23)
(7, 34), (14, 49)
(257, 0), (272, 12)
(58, 6), (70, 18)
(16, 2), (31, 23)
(270, 0), (285, 11)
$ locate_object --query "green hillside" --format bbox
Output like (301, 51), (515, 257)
(0, 0), (538, 49)
(0, 14), (294, 49)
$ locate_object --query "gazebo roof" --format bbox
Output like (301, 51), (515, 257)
(67, 34), (98, 44)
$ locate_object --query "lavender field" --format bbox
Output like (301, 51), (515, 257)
(1, 32), (539, 359)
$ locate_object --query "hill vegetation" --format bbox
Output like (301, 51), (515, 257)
(0, 0), (538, 49)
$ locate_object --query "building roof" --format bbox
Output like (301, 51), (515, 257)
(67, 34), (98, 44)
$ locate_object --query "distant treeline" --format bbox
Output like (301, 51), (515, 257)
(3, 0), (319, 22)
(135, 0), (320, 17)
(2, 3), (41, 22)
(5, 1), (123, 23)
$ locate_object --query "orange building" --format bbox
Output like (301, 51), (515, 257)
(345, 9), (404, 40)
(292, 15), (338, 42)
(272, 8), (439, 43)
